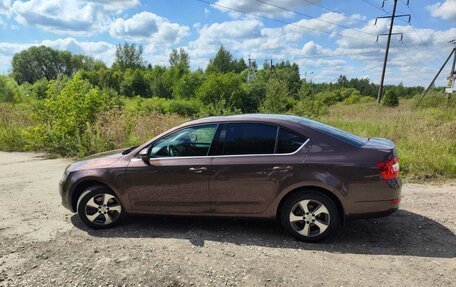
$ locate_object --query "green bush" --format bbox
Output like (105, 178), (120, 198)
(29, 73), (112, 156)
(197, 72), (245, 114)
(293, 96), (328, 119)
(166, 99), (201, 116)
(383, 90), (399, 107)
(0, 76), (20, 103)
(259, 79), (294, 113)
(414, 90), (455, 109)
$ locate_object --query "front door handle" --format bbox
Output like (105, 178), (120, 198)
(189, 167), (207, 173)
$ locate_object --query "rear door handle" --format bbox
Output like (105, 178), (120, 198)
(272, 166), (293, 172)
(189, 167), (207, 173)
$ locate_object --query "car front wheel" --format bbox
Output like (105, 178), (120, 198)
(280, 191), (340, 242)
(77, 186), (123, 229)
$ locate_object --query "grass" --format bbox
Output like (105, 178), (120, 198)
(0, 103), (35, 151)
(321, 99), (456, 180)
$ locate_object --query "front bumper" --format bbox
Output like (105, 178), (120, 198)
(59, 178), (73, 212)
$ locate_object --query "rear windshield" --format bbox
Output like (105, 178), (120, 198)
(299, 118), (367, 147)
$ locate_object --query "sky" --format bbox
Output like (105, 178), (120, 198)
(0, 0), (455, 86)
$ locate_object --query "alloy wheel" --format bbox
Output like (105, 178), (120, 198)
(289, 199), (330, 237)
(84, 193), (122, 225)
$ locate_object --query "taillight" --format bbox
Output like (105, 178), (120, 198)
(377, 156), (399, 180)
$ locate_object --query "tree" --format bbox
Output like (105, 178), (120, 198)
(113, 43), (145, 71)
(206, 45), (235, 74)
(173, 71), (203, 99)
(197, 72), (245, 113)
(144, 66), (173, 99)
(260, 79), (294, 113)
(233, 58), (247, 73)
(169, 48), (190, 78)
(11, 46), (92, 83)
(120, 68), (149, 97)
(383, 89), (399, 107)
(337, 75), (349, 88)
(299, 80), (312, 99)
(240, 81), (266, 113)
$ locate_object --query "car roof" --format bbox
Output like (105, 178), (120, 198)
(183, 114), (368, 148)
(185, 114), (304, 126)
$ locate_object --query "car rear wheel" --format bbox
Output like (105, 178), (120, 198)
(77, 186), (123, 229)
(280, 191), (340, 242)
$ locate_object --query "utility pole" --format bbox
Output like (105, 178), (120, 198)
(377, 0), (398, 103)
(416, 40), (456, 106)
(247, 55), (257, 82)
(446, 40), (456, 96)
(375, 1), (411, 103)
(270, 59), (273, 78)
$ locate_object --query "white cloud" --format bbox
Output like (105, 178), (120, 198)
(186, 13), (362, 72)
(0, 0), (11, 15)
(41, 38), (116, 64)
(85, 0), (140, 12)
(12, 0), (111, 36)
(213, 0), (320, 18)
(109, 11), (189, 44)
(187, 19), (264, 68)
(427, 0), (456, 22)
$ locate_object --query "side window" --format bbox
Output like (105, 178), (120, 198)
(276, 128), (308, 154)
(150, 124), (217, 158)
(220, 123), (278, 155)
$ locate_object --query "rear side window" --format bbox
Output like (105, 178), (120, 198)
(299, 118), (367, 147)
(276, 128), (308, 154)
(220, 123), (278, 155)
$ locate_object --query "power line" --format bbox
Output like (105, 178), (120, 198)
(194, 0), (375, 42)
(249, 41), (450, 61)
(360, 0), (387, 12)
(254, 0), (376, 36)
(405, 2), (446, 59)
(299, 0), (340, 14)
(400, 41), (432, 72)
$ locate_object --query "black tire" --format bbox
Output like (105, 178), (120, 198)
(280, 190), (340, 242)
(76, 185), (123, 229)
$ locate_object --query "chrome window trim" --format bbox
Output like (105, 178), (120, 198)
(141, 138), (311, 161)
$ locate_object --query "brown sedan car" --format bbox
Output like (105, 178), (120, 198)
(60, 114), (401, 242)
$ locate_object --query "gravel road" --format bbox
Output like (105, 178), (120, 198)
(0, 151), (455, 287)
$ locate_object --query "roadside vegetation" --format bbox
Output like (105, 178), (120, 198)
(0, 44), (455, 180)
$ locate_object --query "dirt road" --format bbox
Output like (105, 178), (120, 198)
(0, 151), (455, 286)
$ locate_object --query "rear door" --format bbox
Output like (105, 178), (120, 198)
(209, 123), (308, 214)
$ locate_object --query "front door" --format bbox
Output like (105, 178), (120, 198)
(126, 124), (217, 213)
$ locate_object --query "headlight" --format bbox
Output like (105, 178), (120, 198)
(61, 166), (70, 182)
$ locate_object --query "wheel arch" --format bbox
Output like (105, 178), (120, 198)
(276, 185), (345, 225)
(70, 179), (114, 212)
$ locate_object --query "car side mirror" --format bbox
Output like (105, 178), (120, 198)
(139, 148), (151, 165)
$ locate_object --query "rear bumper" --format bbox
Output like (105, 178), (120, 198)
(346, 206), (399, 220)
(344, 178), (401, 219)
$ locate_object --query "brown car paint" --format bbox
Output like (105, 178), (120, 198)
(60, 114), (401, 220)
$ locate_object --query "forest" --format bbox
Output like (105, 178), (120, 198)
(0, 43), (455, 179)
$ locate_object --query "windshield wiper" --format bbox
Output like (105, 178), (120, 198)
(122, 146), (139, 155)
